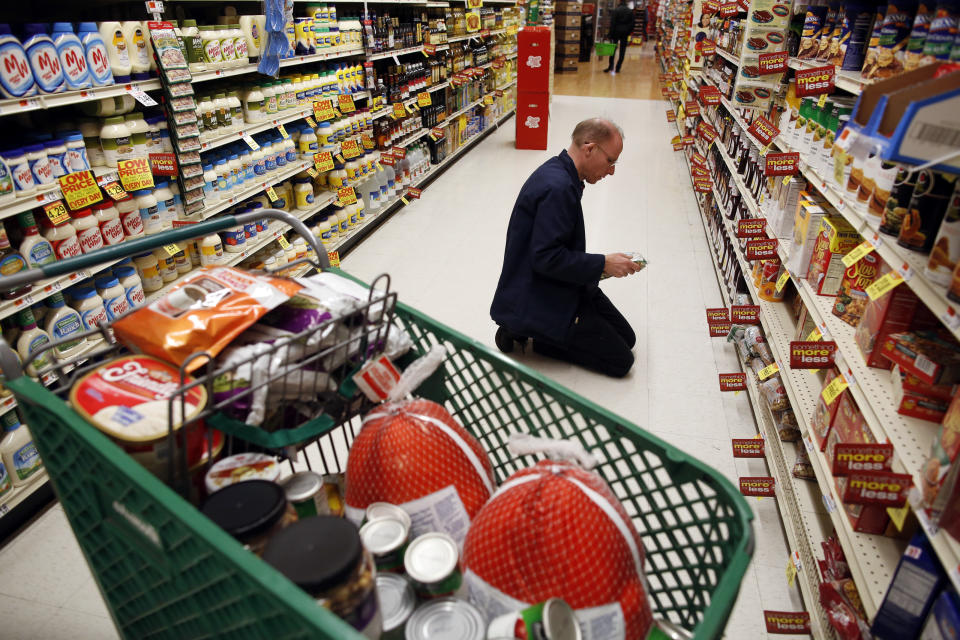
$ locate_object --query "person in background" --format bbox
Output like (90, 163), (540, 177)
(605, 0), (636, 74)
(490, 118), (642, 378)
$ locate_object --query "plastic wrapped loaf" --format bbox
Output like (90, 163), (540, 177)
(344, 399), (495, 544)
(463, 459), (654, 639)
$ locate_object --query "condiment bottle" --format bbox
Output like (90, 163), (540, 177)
(69, 285), (108, 338)
(116, 195), (144, 239)
(0, 219), (31, 299)
(113, 265), (145, 308)
(200, 234), (223, 265)
(133, 252), (163, 292)
(70, 208), (104, 254)
(41, 214), (81, 260)
(91, 200), (124, 246)
(95, 275), (130, 320)
(152, 247), (178, 283)
(0, 411), (42, 487)
(134, 188), (161, 235)
(15, 308), (52, 377)
(44, 292), (85, 359)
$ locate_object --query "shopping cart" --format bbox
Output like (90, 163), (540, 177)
(0, 210), (754, 640)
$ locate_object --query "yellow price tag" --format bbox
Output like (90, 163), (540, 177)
(841, 241), (876, 268)
(762, 142), (772, 156)
(43, 200), (70, 225)
(277, 124), (289, 139)
(758, 363), (779, 381)
(266, 186), (279, 202)
(314, 152), (335, 172)
(306, 167), (319, 178)
(782, 175), (792, 185)
(786, 556), (797, 588)
(775, 271), (790, 293)
(818, 93), (828, 108)
(335, 153), (345, 164)
(305, 116), (317, 128)
(400, 196), (410, 205)
(337, 186), (357, 206)
(887, 504), (909, 531)
(327, 250), (341, 268)
(866, 271), (905, 301)
(393, 103), (407, 119)
(807, 328), (822, 342)
(277, 235), (291, 250)
(417, 91), (432, 107)
(163, 244), (180, 257)
(821, 375), (849, 405)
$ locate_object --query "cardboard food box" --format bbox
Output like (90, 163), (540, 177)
(812, 368), (847, 450)
(807, 216), (862, 296)
(871, 532), (945, 639)
(919, 589), (960, 639)
(825, 393), (872, 470)
(833, 250), (882, 327)
(836, 486), (891, 534)
(854, 263), (925, 369)
(921, 388), (960, 508)
(891, 365), (956, 422)
(555, 13), (582, 28)
(557, 42), (581, 56)
(881, 331), (960, 385)
(787, 198), (829, 278)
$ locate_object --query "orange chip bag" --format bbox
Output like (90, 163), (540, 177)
(112, 266), (302, 372)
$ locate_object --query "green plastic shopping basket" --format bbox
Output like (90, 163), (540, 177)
(3, 263), (754, 638)
(596, 41), (617, 56)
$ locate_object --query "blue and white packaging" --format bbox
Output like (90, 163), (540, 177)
(921, 588), (960, 640)
(22, 23), (64, 93)
(51, 22), (91, 90)
(77, 22), (113, 86)
(871, 531), (945, 639)
(0, 24), (36, 98)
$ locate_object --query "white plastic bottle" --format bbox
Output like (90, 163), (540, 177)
(70, 207), (104, 254)
(0, 24), (37, 98)
(24, 144), (53, 187)
(226, 91), (243, 131)
(134, 188), (161, 235)
(171, 243), (191, 275)
(77, 22), (113, 86)
(44, 292), (85, 360)
(64, 133), (90, 172)
(232, 25), (248, 66)
(91, 200), (124, 246)
(122, 21), (150, 76)
(78, 120), (105, 167)
(201, 26), (223, 68)
(124, 112), (149, 158)
(152, 247), (178, 283)
(240, 15), (263, 61)
(23, 23), (64, 94)
(41, 216), (81, 260)
(95, 275), (129, 320)
(44, 139), (67, 178)
(100, 116), (133, 167)
(214, 92), (232, 131)
(199, 234), (223, 265)
(15, 309), (52, 378)
(17, 212), (54, 267)
(153, 181), (176, 229)
(133, 252), (163, 292)
(98, 21), (132, 83)
(243, 85), (264, 123)
(222, 226), (246, 253)
(69, 286), (108, 336)
(0, 411), (42, 487)
(113, 265), (145, 308)
(116, 195), (144, 239)
(51, 23), (91, 90)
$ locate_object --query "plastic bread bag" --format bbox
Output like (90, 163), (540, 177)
(301, 271), (391, 323)
(759, 376), (790, 411)
(258, 277), (368, 346)
(112, 266), (302, 372)
(750, 357), (768, 379)
(819, 580), (871, 640)
(744, 325), (774, 364)
(793, 446), (815, 479)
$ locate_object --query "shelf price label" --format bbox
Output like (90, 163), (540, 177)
(337, 186), (357, 206)
(117, 157), (155, 191)
(277, 124), (289, 139)
(162, 244), (181, 257)
(838, 471), (912, 507)
(265, 186), (279, 203)
(717, 1), (740, 17)
(277, 235), (291, 250)
(400, 188), (422, 206)
(747, 116), (780, 146)
(701, 39), (717, 56)
(417, 91), (432, 108)
(666, 110), (677, 123)
(745, 238), (778, 260)
(795, 65), (835, 97)
(757, 363), (779, 381)
(821, 375), (849, 405)
(306, 167), (319, 178)
(672, 136), (685, 151)
(888, 504), (910, 531)
(682, 135), (695, 147)
(731, 305), (760, 324)
(423, 43), (437, 56)
(43, 200), (70, 225)
(719, 373), (747, 392)
(313, 98), (338, 122)
(58, 170), (103, 210)
(757, 51), (789, 75)
(327, 251), (341, 268)
(806, 328), (822, 342)
(775, 271), (790, 293)
(739, 476), (775, 497)
(832, 443), (894, 475)
(242, 134), (260, 151)
(305, 116), (317, 128)
(684, 100), (700, 117)
(732, 438), (765, 458)
(736, 218), (766, 238)
(764, 152), (799, 176)
(764, 612), (811, 635)
(693, 179), (712, 193)
(709, 322), (732, 337)
(690, 151), (707, 167)
(789, 340), (837, 368)
(696, 121), (718, 143)
(841, 241), (876, 268)
(313, 151), (334, 172)
(866, 270), (905, 300)
(341, 139), (362, 160)
(361, 134), (375, 150)
(338, 93), (356, 114)
(706, 307), (730, 324)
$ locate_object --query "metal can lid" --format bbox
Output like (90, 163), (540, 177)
(375, 573), (415, 632)
(366, 501), (411, 529)
(360, 517), (409, 555)
(404, 597), (485, 640)
(403, 532), (459, 584)
(279, 471), (323, 503)
(543, 598), (582, 640)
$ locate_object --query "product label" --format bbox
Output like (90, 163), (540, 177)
(0, 42), (35, 97)
(341, 140), (362, 159)
(139, 204), (161, 230)
(736, 218), (767, 237)
(789, 340), (837, 368)
(758, 363), (779, 380)
(119, 208), (144, 237)
(80, 303), (108, 330)
(313, 98), (337, 122)
(706, 307), (730, 324)
(58, 170), (102, 210)
(832, 443), (895, 476)
(338, 93), (356, 114)
(125, 283), (145, 308)
(719, 373), (747, 391)
(731, 305), (761, 324)
(86, 41), (111, 83)
(839, 471), (912, 507)
(25, 240), (54, 267)
(764, 611), (811, 634)
(747, 116), (780, 146)
(51, 310), (82, 341)
(77, 226), (104, 253)
(745, 238), (778, 259)
(11, 160), (35, 191)
(740, 476), (775, 496)
(58, 41), (89, 87)
(0, 252), (27, 276)
(52, 233), (81, 259)
(732, 438), (765, 457)
(27, 41), (63, 91)
(13, 440), (41, 481)
(0, 460), (11, 498)
(757, 51), (789, 74)
(103, 294), (129, 321)
(30, 157), (54, 185)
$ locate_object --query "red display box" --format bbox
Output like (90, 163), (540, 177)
(516, 92), (549, 150)
(517, 27), (552, 93)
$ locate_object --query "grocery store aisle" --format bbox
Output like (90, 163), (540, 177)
(0, 97), (803, 640)
(554, 43), (661, 100)
(344, 95), (806, 637)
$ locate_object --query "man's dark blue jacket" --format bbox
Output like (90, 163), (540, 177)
(490, 150), (605, 343)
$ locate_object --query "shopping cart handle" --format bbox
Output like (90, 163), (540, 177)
(0, 208), (328, 290)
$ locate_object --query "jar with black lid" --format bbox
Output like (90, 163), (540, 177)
(200, 479), (297, 556)
(263, 516), (382, 639)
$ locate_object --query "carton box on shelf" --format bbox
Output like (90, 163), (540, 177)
(837, 487), (891, 534)
(557, 42), (581, 56)
(919, 589), (960, 639)
(555, 14), (582, 28)
(891, 366), (955, 422)
(833, 251), (882, 327)
(871, 532), (945, 639)
(807, 216), (861, 296)
(921, 390), (960, 508)
(881, 331), (960, 386)
(768, 179), (809, 239)
(813, 367), (847, 450)
(555, 56), (579, 72)
(786, 198), (828, 278)
(825, 394), (873, 464)
(854, 263), (928, 369)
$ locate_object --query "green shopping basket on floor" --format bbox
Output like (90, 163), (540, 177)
(596, 41), (617, 56)
(2, 262), (754, 639)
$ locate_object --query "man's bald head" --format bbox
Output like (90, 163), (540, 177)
(571, 118), (624, 147)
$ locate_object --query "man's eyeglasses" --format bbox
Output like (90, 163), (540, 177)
(589, 141), (618, 166)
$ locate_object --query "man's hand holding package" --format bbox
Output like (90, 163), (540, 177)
(604, 253), (643, 278)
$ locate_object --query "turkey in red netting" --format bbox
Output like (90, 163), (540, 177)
(344, 398), (496, 544)
(462, 459), (653, 639)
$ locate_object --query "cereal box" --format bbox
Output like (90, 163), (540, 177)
(854, 262), (925, 369)
(833, 251), (882, 326)
(807, 216), (862, 296)
(787, 198), (828, 278)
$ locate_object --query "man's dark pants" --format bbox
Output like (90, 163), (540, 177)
(605, 36), (630, 72)
(530, 288), (635, 377)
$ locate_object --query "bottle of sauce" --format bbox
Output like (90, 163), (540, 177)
(0, 411), (42, 487)
(70, 207), (104, 254)
(15, 308), (52, 377)
(95, 275), (130, 320)
(0, 219), (31, 300)
(115, 195), (144, 239)
(133, 252), (163, 292)
(91, 200), (124, 246)
(41, 215), (81, 260)
(113, 265), (145, 308)
(134, 188), (161, 235)
(200, 234), (224, 266)
(44, 292), (85, 360)
(153, 247), (178, 283)
(69, 285), (108, 339)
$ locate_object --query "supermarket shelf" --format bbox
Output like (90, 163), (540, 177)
(368, 45), (435, 61)
(0, 260), (123, 324)
(0, 79), (162, 117)
(199, 160), (314, 221)
(191, 47), (365, 83)
(717, 48), (739, 66)
(392, 95), (487, 148)
(788, 59), (866, 95)
(0, 471), (48, 518)
(496, 79), (518, 91)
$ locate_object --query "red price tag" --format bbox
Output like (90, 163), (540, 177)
(758, 51), (789, 75)
(747, 116), (780, 146)
(745, 239), (778, 260)
(764, 152), (800, 176)
(795, 65), (835, 97)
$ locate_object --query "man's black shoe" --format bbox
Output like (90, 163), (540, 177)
(603, 68), (612, 73)
(495, 326), (515, 353)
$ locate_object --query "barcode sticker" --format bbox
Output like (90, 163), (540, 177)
(277, 235), (291, 250)
(914, 354), (938, 378)
(126, 85), (158, 107)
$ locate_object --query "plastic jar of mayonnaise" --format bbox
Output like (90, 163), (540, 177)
(99, 116), (134, 167)
(171, 242), (191, 274)
(2, 148), (36, 196)
(95, 275), (130, 321)
(152, 181), (176, 229)
(24, 143), (54, 186)
(292, 237), (308, 260)
(200, 234), (223, 266)
(41, 216), (82, 260)
(133, 252), (163, 292)
(153, 247), (178, 283)
(69, 286), (108, 335)
(116, 195), (144, 239)
(223, 226), (246, 253)
(92, 200), (125, 246)
(64, 134), (90, 172)
(293, 178), (315, 211)
(113, 265), (145, 308)
(134, 189), (162, 235)
(70, 208), (105, 254)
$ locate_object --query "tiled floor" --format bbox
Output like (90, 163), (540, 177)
(0, 65), (806, 638)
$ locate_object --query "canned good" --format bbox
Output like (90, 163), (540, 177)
(403, 532), (462, 599)
(200, 479), (298, 555)
(645, 618), (694, 640)
(366, 501), (412, 529)
(405, 597), (486, 640)
(360, 516), (410, 573)
(377, 572), (415, 639)
(487, 598), (581, 640)
(204, 452), (280, 494)
(280, 471), (344, 518)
